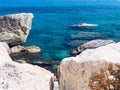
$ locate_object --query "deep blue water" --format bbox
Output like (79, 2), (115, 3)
(0, 6), (120, 61)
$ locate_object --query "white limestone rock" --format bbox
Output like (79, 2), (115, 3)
(10, 45), (41, 54)
(0, 13), (33, 46)
(0, 62), (53, 90)
(59, 42), (120, 90)
(0, 42), (53, 90)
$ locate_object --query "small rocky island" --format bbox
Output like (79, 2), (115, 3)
(0, 13), (120, 90)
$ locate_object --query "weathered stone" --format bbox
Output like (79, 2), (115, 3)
(0, 62), (53, 90)
(0, 13), (33, 46)
(58, 42), (120, 90)
(0, 42), (54, 90)
(10, 45), (26, 54)
(26, 46), (41, 54)
(10, 45), (41, 54)
(71, 39), (115, 55)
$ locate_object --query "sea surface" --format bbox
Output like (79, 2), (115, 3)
(0, 5), (120, 61)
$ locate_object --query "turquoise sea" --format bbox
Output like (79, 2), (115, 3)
(0, 5), (120, 61)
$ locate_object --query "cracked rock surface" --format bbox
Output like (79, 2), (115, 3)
(0, 13), (33, 46)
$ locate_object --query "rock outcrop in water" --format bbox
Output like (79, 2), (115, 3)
(0, 42), (54, 90)
(58, 42), (120, 90)
(71, 39), (115, 55)
(10, 45), (41, 54)
(0, 13), (33, 46)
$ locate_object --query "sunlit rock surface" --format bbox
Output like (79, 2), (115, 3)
(59, 42), (120, 90)
(0, 13), (33, 46)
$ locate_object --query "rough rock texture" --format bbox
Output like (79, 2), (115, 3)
(10, 45), (41, 63)
(0, 13), (33, 46)
(10, 45), (41, 54)
(26, 46), (41, 54)
(0, 42), (53, 90)
(10, 45), (26, 53)
(71, 39), (115, 55)
(0, 62), (53, 90)
(58, 42), (120, 90)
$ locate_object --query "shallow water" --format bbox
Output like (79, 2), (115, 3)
(0, 6), (120, 61)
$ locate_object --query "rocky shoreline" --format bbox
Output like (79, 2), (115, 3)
(0, 13), (120, 90)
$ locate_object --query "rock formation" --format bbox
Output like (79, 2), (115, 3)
(71, 39), (115, 55)
(10, 45), (41, 54)
(10, 45), (41, 63)
(0, 42), (53, 90)
(58, 42), (120, 90)
(0, 13), (33, 46)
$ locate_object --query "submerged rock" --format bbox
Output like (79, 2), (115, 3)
(0, 13), (33, 46)
(0, 42), (54, 90)
(71, 31), (104, 39)
(58, 42), (120, 90)
(68, 40), (88, 47)
(71, 39), (115, 55)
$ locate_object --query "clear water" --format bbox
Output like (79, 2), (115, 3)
(0, 6), (120, 61)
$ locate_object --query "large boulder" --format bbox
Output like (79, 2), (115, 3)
(0, 13), (33, 46)
(0, 42), (54, 90)
(71, 39), (115, 55)
(58, 42), (120, 90)
(0, 62), (53, 90)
